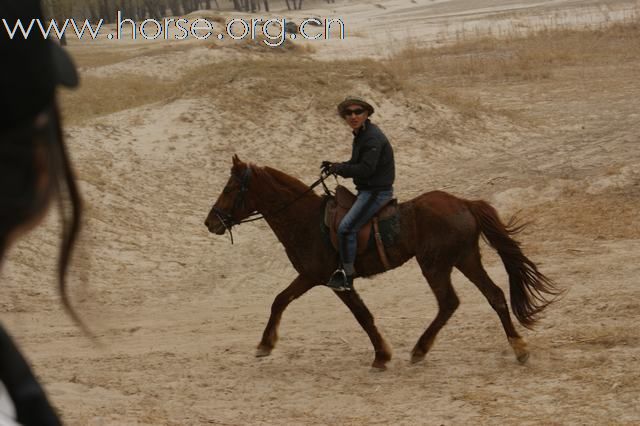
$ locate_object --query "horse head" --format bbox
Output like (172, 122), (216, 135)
(205, 155), (258, 235)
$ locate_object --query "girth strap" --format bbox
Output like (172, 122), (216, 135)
(373, 217), (392, 270)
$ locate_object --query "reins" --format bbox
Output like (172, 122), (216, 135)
(215, 170), (334, 244)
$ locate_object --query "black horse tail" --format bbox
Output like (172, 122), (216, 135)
(468, 200), (561, 329)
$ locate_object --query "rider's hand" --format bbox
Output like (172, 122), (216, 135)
(328, 163), (342, 174)
(321, 161), (344, 175)
(321, 161), (333, 174)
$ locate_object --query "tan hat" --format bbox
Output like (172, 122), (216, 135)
(337, 96), (374, 116)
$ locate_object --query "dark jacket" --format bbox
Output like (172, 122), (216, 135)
(336, 119), (395, 191)
(0, 325), (61, 426)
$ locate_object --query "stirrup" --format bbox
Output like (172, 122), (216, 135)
(326, 269), (353, 292)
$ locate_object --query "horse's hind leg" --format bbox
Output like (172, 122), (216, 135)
(256, 275), (315, 357)
(456, 248), (529, 364)
(335, 290), (392, 370)
(411, 262), (459, 364)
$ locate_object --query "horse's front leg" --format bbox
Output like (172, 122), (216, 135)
(256, 274), (315, 357)
(335, 290), (392, 370)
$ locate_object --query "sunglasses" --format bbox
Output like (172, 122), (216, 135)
(342, 108), (366, 117)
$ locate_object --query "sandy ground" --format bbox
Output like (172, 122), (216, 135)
(2, 0), (640, 424)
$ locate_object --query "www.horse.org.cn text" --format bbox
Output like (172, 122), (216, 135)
(1, 11), (346, 47)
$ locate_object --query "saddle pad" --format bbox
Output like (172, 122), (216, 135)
(321, 195), (399, 254)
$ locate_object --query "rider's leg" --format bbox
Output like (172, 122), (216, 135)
(327, 189), (393, 291)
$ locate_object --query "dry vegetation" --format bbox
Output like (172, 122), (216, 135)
(61, 75), (179, 124)
(375, 17), (640, 114)
(60, 13), (640, 126)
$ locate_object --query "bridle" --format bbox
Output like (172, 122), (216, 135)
(211, 167), (252, 234)
(211, 167), (333, 244)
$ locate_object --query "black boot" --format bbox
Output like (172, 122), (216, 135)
(326, 268), (354, 292)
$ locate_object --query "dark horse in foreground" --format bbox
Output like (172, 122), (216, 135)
(205, 156), (560, 369)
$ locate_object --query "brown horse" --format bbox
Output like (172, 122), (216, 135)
(205, 155), (560, 369)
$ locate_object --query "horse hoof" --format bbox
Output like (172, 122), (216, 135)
(371, 360), (388, 370)
(410, 352), (426, 364)
(516, 351), (530, 364)
(255, 345), (272, 358)
(509, 337), (529, 364)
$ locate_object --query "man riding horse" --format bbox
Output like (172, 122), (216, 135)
(322, 96), (395, 291)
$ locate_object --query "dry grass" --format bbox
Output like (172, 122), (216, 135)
(361, 16), (640, 118)
(525, 190), (640, 240)
(68, 48), (138, 69)
(59, 15), (640, 126)
(232, 34), (317, 54)
(58, 75), (178, 125)
(60, 40), (315, 126)
(179, 55), (352, 133)
(185, 10), (227, 26)
(389, 18), (640, 87)
(69, 41), (203, 69)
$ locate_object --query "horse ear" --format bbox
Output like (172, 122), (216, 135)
(232, 154), (241, 165)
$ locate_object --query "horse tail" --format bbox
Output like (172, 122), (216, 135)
(467, 200), (561, 329)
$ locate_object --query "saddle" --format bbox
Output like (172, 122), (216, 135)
(323, 185), (398, 270)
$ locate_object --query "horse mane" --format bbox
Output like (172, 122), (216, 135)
(255, 165), (321, 200)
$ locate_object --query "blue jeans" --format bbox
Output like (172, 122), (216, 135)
(337, 189), (394, 276)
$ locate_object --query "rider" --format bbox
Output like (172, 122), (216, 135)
(1, 1), (82, 424)
(321, 96), (395, 291)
